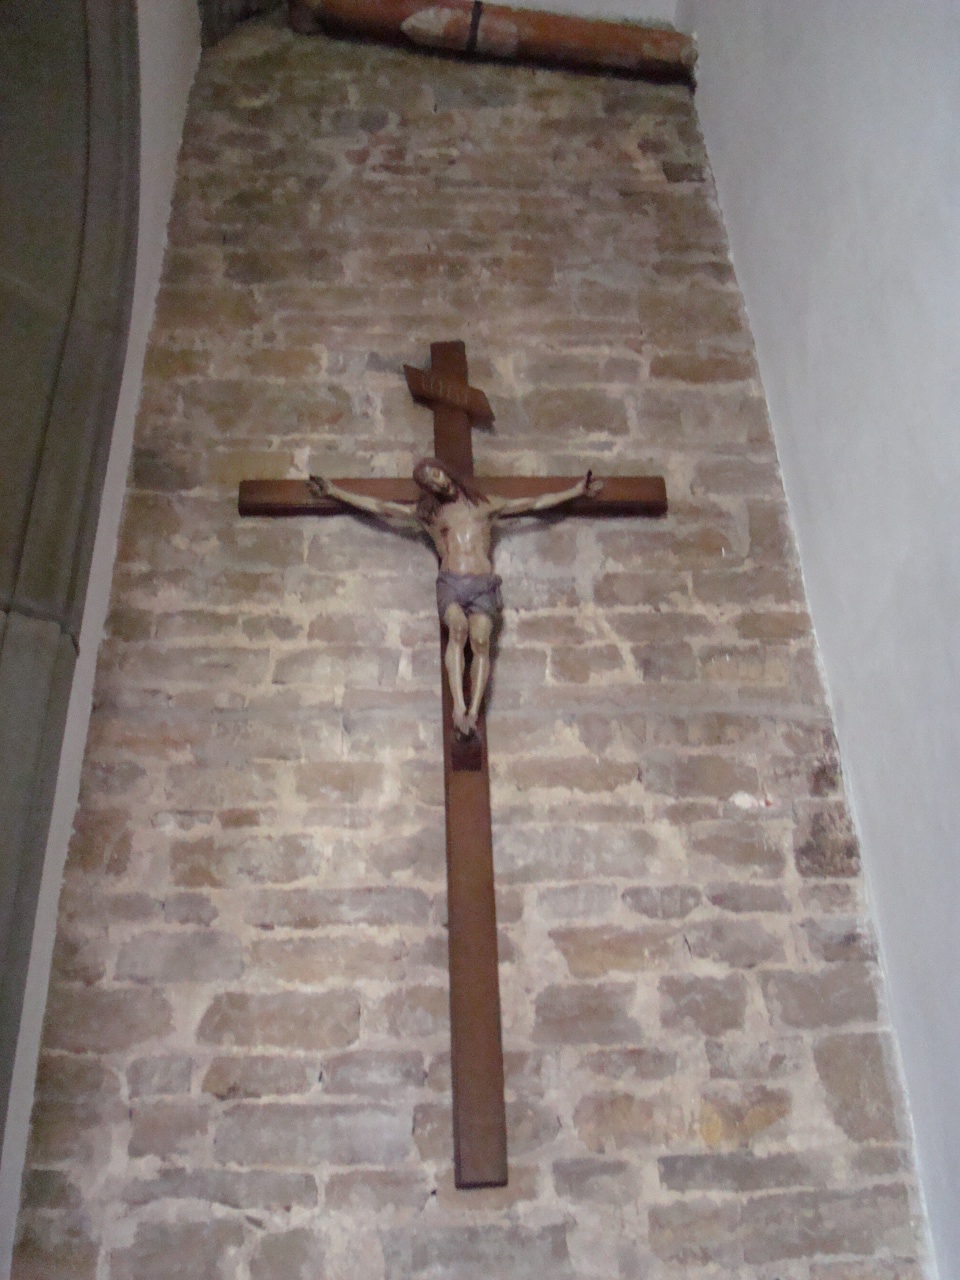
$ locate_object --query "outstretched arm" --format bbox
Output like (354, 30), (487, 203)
(489, 472), (603, 518)
(309, 476), (420, 526)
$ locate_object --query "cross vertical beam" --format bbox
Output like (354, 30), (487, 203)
(428, 340), (508, 1188)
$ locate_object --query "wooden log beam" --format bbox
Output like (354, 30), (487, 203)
(239, 475), (668, 518)
(288, 0), (696, 83)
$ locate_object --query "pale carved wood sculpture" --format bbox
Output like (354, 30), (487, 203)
(239, 341), (667, 1186)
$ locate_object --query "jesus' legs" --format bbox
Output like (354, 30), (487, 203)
(443, 603), (472, 736)
(465, 613), (493, 735)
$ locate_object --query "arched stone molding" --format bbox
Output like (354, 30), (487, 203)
(0, 0), (140, 1143)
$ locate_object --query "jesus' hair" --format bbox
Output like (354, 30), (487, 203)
(413, 457), (485, 522)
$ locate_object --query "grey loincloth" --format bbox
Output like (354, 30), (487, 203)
(436, 570), (503, 620)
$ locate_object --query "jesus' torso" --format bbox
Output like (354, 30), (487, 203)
(425, 497), (495, 575)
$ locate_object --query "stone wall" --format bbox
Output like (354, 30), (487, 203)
(13, 17), (927, 1280)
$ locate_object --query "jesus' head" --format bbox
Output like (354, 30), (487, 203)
(413, 457), (484, 521)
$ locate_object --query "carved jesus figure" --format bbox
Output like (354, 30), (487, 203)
(309, 459), (600, 737)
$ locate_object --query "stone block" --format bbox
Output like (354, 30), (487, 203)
(853, 1145), (909, 1177)
(171, 833), (320, 888)
(27, 1097), (119, 1166)
(549, 644), (624, 683)
(659, 1151), (813, 1192)
(575, 1090), (687, 1152)
(34, 1052), (120, 1101)
(689, 821), (786, 876)
(523, 388), (628, 437)
(552, 1157), (638, 1203)
(116, 929), (243, 983)
(660, 973), (747, 1036)
(12, 1215), (99, 1280)
(504, 757), (639, 794)
(163, 892), (218, 925)
(645, 753), (760, 801)
(294, 760), (386, 802)
(197, 990), (360, 1050)
(411, 1101), (451, 1160)
(534, 982), (640, 1044)
(583, 1046), (678, 1082)
(706, 1036), (804, 1081)
(637, 283), (743, 345)
(811, 1263), (924, 1280)
(51, 925), (106, 985)
(322, 1049), (426, 1094)
(43, 985), (172, 1054)
(506, 1099), (562, 1155)
(19, 1169), (81, 1212)
(550, 923), (680, 976)
(250, 1228), (325, 1280)
(802, 882), (860, 914)
(215, 1102), (411, 1167)
(129, 1100), (208, 1158)
(202, 1055), (314, 1100)
(649, 1197), (740, 1266)
(707, 883), (788, 913)
(748, 498), (796, 563)
(699, 1084), (792, 1147)
(164, 763), (281, 809)
(495, 822), (660, 883)
(593, 570), (686, 608)
(252, 935), (406, 983)
(382, 1223), (575, 1280)
(325, 1169), (431, 1212)
(814, 1033), (899, 1142)
(632, 641), (699, 681)
(246, 886), (431, 929)
(739, 1185), (911, 1263)
(374, 986), (448, 1039)
(125, 1168), (317, 1209)
(536, 883), (620, 920)
(761, 965), (878, 1029)
(110, 1220), (245, 1280)
(691, 565), (802, 608)
(622, 884), (701, 918)
(795, 805), (861, 878)
(650, 351), (756, 383)
(804, 917), (877, 963)
(65, 806), (132, 876)
(682, 917), (785, 967)
(736, 609), (811, 642)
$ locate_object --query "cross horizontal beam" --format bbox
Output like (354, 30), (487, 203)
(238, 475), (667, 518)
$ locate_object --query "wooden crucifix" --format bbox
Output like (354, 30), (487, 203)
(239, 341), (667, 1188)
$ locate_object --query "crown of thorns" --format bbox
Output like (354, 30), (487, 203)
(413, 457), (484, 504)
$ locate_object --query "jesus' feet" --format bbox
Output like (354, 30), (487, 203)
(453, 709), (477, 738)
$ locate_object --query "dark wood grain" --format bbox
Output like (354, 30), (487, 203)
(239, 474), (667, 518)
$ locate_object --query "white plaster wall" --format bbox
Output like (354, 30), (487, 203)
(678, 2), (960, 1276)
(510, 0), (678, 26)
(0, 0), (200, 1268)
